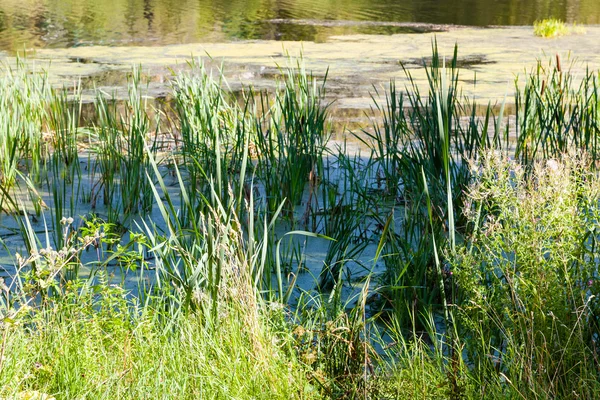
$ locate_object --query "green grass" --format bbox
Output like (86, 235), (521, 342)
(534, 19), (569, 38)
(0, 281), (316, 399)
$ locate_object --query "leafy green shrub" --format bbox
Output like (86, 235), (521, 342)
(453, 152), (600, 398)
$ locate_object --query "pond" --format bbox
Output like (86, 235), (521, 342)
(1, 0), (600, 316)
(1, 0), (600, 51)
(1, 2), (600, 398)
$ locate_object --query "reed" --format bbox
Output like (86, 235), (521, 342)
(90, 69), (158, 228)
(534, 18), (568, 38)
(0, 59), (52, 187)
(317, 149), (374, 291)
(118, 68), (156, 218)
(515, 55), (600, 165)
(93, 88), (121, 223)
(254, 59), (330, 217)
(171, 59), (253, 226)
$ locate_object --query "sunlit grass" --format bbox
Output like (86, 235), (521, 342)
(0, 282), (316, 399)
(532, 18), (586, 38)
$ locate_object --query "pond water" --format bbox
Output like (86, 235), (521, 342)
(1, 0), (600, 51)
(1, 0), (600, 328)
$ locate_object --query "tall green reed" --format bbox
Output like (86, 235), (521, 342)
(363, 43), (485, 328)
(92, 68), (157, 227)
(171, 59), (253, 226)
(0, 59), (52, 187)
(118, 68), (156, 218)
(515, 55), (600, 165)
(317, 150), (374, 291)
(254, 60), (330, 218)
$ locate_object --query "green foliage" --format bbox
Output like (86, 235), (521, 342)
(515, 55), (600, 165)
(171, 59), (253, 223)
(92, 68), (157, 226)
(453, 153), (600, 398)
(0, 59), (52, 189)
(361, 43), (493, 328)
(0, 280), (315, 399)
(254, 59), (330, 217)
(534, 19), (568, 38)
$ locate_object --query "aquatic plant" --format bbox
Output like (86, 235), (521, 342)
(47, 83), (83, 179)
(534, 18), (568, 38)
(91, 69), (158, 228)
(515, 55), (600, 165)
(254, 59), (330, 217)
(317, 150), (374, 291)
(0, 59), (52, 187)
(362, 43), (496, 329)
(171, 59), (254, 226)
(117, 68), (156, 218)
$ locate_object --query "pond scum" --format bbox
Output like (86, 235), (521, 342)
(0, 44), (600, 399)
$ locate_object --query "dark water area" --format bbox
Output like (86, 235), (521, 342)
(1, 0), (599, 52)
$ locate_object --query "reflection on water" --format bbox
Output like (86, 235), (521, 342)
(1, 0), (599, 51)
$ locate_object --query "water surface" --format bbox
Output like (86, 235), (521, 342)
(1, 0), (600, 51)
